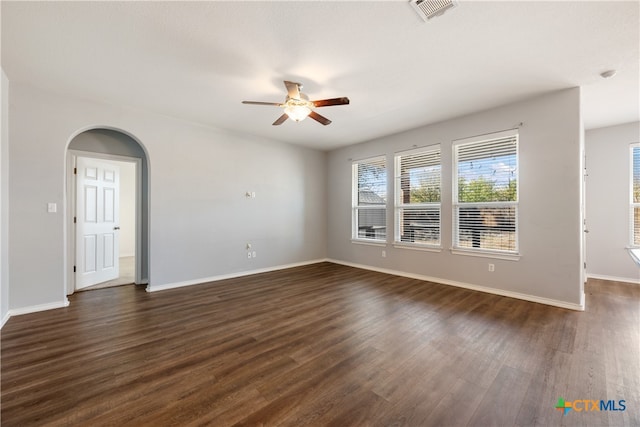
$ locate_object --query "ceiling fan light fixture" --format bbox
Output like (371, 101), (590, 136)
(284, 98), (313, 122)
(242, 81), (349, 126)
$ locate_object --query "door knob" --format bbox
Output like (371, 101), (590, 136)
(114, 226), (120, 230)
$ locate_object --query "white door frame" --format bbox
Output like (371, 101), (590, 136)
(66, 150), (143, 294)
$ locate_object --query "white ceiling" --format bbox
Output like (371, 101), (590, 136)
(2, 1), (638, 150)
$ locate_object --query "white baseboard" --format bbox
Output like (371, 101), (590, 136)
(146, 259), (329, 293)
(0, 259), (587, 328)
(1, 310), (10, 329)
(9, 298), (70, 317)
(587, 273), (640, 285)
(327, 259), (585, 311)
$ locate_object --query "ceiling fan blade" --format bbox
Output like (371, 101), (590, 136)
(242, 101), (282, 106)
(284, 81), (301, 99)
(308, 111), (332, 126)
(312, 97), (350, 108)
(272, 114), (289, 126)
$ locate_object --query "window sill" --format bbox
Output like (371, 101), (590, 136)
(628, 248), (640, 266)
(450, 248), (521, 261)
(351, 239), (387, 247)
(393, 243), (442, 253)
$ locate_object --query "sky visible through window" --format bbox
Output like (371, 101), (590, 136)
(409, 166), (440, 187)
(458, 154), (516, 187)
(458, 152), (517, 203)
(358, 162), (386, 203)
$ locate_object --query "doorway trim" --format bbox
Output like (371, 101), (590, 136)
(66, 150), (143, 294)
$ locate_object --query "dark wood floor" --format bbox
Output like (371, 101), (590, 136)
(2, 262), (639, 426)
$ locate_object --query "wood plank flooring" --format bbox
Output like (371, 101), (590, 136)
(2, 262), (639, 426)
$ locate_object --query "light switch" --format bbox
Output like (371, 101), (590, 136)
(47, 203), (57, 213)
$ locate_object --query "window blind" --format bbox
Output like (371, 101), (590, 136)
(397, 149), (441, 204)
(456, 135), (518, 203)
(353, 156), (387, 241)
(395, 146), (441, 247)
(632, 144), (640, 246)
(453, 131), (518, 253)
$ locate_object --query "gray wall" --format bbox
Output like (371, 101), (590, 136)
(586, 121), (640, 282)
(8, 82), (327, 311)
(327, 88), (584, 307)
(2, 80), (588, 312)
(1, 68), (9, 324)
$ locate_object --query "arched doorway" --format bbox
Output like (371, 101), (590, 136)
(65, 128), (149, 294)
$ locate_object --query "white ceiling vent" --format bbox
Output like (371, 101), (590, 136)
(410, 0), (458, 22)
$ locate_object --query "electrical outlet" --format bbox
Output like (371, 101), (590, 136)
(382, 250), (386, 258)
(488, 263), (495, 272)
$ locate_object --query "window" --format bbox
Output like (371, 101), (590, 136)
(394, 146), (441, 247)
(353, 156), (387, 242)
(453, 130), (518, 254)
(632, 144), (640, 246)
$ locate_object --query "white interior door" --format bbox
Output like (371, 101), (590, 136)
(76, 157), (120, 289)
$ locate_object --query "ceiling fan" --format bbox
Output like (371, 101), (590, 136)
(242, 81), (350, 126)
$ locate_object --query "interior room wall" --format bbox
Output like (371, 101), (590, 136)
(327, 88), (584, 308)
(1, 68), (10, 326)
(585, 121), (640, 283)
(7, 82), (327, 312)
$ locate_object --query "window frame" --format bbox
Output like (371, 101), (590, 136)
(452, 129), (520, 259)
(352, 155), (388, 244)
(393, 145), (442, 250)
(631, 143), (640, 247)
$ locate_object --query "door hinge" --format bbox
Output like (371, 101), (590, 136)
(74, 167), (77, 175)
(74, 216), (76, 224)
(73, 265), (76, 273)
(584, 262), (587, 269)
